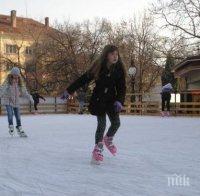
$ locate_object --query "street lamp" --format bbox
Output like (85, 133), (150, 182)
(128, 59), (137, 102)
(128, 66), (137, 77)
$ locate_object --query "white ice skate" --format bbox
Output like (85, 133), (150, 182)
(8, 125), (14, 136)
(16, 126), (28, 138)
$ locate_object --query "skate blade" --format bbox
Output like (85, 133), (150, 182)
(105, 146), (117, 156)
(107, 150), (116, 156)
(20, 135), (28, 138)
(9, 132), (14, 136)
(18, 134), (28, 138)
(90, 157), (101, 165)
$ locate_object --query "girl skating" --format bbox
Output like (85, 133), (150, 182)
(61, 45), (126, 164)
(0, 67), (33, 137)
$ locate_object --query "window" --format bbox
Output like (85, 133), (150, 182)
(6, 64), (13, 71)
(25, 46), (33, 55)
(26, 64), (36, 72)
(4, 62), (14, 71)
(6, 44), (17, 54)
(170, 93), (181, 103)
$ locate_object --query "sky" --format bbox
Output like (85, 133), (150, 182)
(0, 0), (156, 24)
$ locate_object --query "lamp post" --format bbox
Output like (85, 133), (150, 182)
(128, 59), (137, 102)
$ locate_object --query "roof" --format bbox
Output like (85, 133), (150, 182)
(172, 55), (200, 72)
(0, 14), (48, 35)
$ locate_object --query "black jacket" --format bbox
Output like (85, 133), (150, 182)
(67, 64), (126, 115)
(31, 93), (45, 104)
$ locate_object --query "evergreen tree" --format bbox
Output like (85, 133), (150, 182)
(162, 54), (177, 90)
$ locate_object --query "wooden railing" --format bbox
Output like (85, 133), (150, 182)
(67, 92), (200, 116)
(1, 93), (200, 116)
(0, 97), (67, 115)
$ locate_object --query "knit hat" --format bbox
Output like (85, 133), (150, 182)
(10, 67), (20, 76)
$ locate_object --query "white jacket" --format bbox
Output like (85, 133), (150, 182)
(161, 83), (173, 93)
(0, 78), (33, 107)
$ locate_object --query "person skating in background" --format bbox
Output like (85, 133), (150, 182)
(0, 67), (33, 137)
(76, 88), (86, 114)
(61, 45), (126, 164)
(161, 83), (173, 117)
(31, 90), (46, 114)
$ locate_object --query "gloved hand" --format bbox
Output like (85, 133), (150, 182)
(61, 90), (70, 100)
(114, 101), (123, 113)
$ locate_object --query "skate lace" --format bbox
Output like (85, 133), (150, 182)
(106, 137), (114, 147)
(94, 148), (103, 156)
(17, 129), (24, 134)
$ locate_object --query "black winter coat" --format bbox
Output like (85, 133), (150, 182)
(67, 64), (126, 116)
(31, 93), (45, 104)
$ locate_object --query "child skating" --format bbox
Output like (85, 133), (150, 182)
(0, 67), (33, 137)
(31, 90), (46, 114)
(61, 45), (126, 164)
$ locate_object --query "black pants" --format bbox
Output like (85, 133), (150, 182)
(95, 112), (120, 144)
(34, 102), (38, 111)
(162, 93), (171, 111)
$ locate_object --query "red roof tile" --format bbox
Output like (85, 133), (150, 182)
(0, 14), (47, 34)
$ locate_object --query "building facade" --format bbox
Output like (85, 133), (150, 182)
(0, 10), (50, 84)
(172, 55), (200, 102)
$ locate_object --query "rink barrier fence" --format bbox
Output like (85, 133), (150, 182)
(0, 97), (67, 115)
(0, 92), (200, 116)
(67, 92), (200, 116)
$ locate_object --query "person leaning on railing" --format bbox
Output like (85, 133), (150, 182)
(160, 83), (173, 117)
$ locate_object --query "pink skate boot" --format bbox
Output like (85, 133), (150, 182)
(91, 142), (104, 164)
(104, 136), (117, 156)
(160, 111), (165, 117)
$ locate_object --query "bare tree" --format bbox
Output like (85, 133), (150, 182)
(1, 13), (170, 96)
(152, 0), (200, 39)
(114, 14), (163, 94)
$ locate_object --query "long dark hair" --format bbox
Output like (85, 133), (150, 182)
(89, 45), (126, 79)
